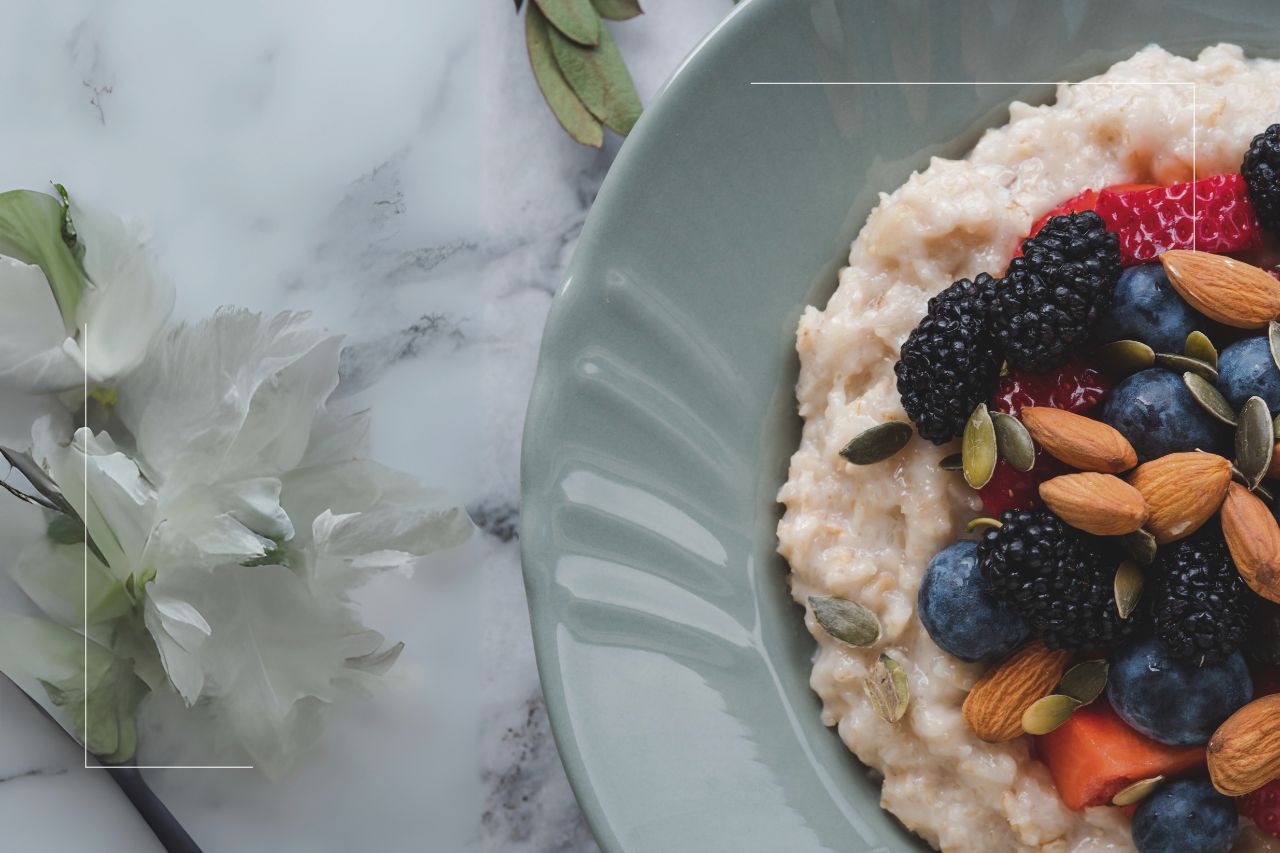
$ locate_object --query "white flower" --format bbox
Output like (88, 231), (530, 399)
(0, 190), (173, 392)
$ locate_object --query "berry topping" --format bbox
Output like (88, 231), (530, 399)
(991, 358), (1111, 418)
(977, 509), (1136, 651)
(1095, 173), (1263, 266)
(991, 211), (1121, 373)
(917, 540), (1030, 662)
(1150, 531), (1254, 665)
(979, 360), (1109, 516)
(1100, 368), (1231, 463)
(1108, 637), (1252, 746)
(1242, 124), (1280, 236)
(1131, 778), (1237, 853)
(1095, 263), (1200, 354)
(1218, 336), (1280, 412)
(894, 274), (1002, 443)
(1239, 778), (1280, 839)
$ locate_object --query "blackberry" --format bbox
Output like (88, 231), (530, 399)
(977, 509), (1137, 651)
(1243, 124), (1280, 235)
(1151, 531), (1253, 665)
(894, 274), (1002, 444)
(991, 211), (1121, 373)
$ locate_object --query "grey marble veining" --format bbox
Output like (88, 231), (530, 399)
(0, 2), (730, 851)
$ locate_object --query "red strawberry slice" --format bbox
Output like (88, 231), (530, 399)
(978, 359), (1111, 516)
(1095, 173), (1262, 266)
(1239, 778), (1280, 838)
(1012, 183), (1158, 262)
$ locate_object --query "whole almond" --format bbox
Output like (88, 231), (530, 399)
(962, 641), (1069, 742)
(1039, 473), (1149, 536)
(1207, 694), (1280, 796)
(1127, 452), (1231, 544)
(1221, 482), (1280, 603)
(1161, 250), (1280, 329)
(1021, 407), (1137, 473)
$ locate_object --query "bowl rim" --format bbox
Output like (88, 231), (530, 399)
(517, 3), (761, 849)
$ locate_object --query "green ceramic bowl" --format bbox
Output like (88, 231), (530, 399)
(521, 1), (1280, 850)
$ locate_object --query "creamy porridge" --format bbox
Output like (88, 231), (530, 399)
(776, 44), (1280, 852)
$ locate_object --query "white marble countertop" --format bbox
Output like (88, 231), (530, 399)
(0, 1), (729, 850)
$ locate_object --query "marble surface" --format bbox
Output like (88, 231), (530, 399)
(0, 1), (730, 851)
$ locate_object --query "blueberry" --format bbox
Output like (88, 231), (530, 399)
(1101, 368), (1229, 462)
(917, 540), (1029, 662)
(1218, 336), (1280, 411)
(1096, 263), (1201, 353)
(1107, 637), (1251, 746)
(1131, 777), (1237, 853)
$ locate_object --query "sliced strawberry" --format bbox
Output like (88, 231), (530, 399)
(1095, 173), (1262, 266)
(1013, 183), (1159, 260)
(978, 359), (1111, 515)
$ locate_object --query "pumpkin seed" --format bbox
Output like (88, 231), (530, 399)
(1022, 694), (1081, 736)
(939, 452), (963, 471)
(1112, 775), (1165, 807)
(1057, 660), (1109, 706)
(991, 412), (1035, 473)
(1114, 560), (1144, 620)
(1120, 529), (1158, 566)
(1235, 396), (1274, 490)
(809, 595), (881, 647)
(962, 403), (997, 489)
(1184, 330), (1219, 370)
(1155, 352), (1218, 382)
(1183, 372), (1237, 426)
(1095, 339), (1155, 376)
(1259, 482), (1277, 502)
(999, 360), (1010, 377)
(839, 422), (913, 465)
(1273, 413), (1280, 436)
(863, 652), (910, 723)
(966, 517), (1003, 533)
(1270, 320), (1280, 374)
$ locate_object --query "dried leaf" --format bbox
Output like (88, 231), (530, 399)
(548, 21), (642, 135)
(534, 0), (601, 45)
(590, 0), (643, 20)
(525, 6), (603, 147)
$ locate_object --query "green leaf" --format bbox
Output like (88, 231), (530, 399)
(0, 616), (146, 762)
(526, 5), (604, 147)
(534, 0), (601, 46)
(590, 0), (643, 20)
(549, 21), (643, 135)
(47, 515), (85, 545)
(0, 189), (89, 336)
